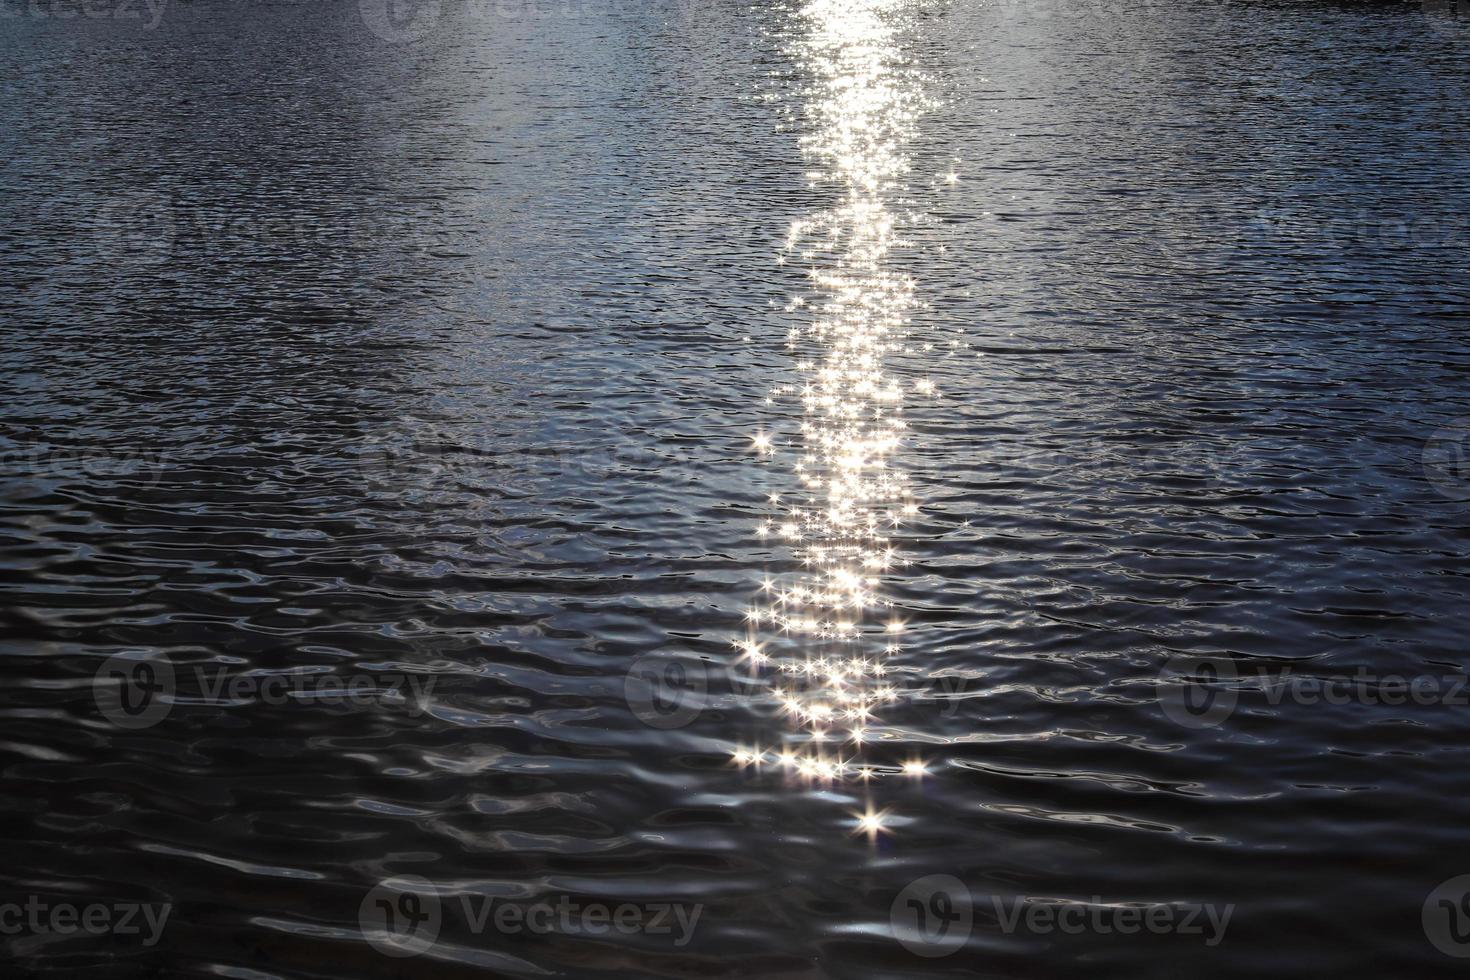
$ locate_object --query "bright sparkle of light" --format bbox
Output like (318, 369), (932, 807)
(851, 802), (893, 840)
(733, 747), (764, 767)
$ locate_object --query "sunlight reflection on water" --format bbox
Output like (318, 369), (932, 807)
(734, 0), (941, 832)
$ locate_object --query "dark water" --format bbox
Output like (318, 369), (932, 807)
(4, 0), (1470, 976)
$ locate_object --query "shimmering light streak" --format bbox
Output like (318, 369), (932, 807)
(731, 0), (938, 794)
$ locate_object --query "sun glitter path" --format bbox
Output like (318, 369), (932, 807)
(731, 0), (941, 836)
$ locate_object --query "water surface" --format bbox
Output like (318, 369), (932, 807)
(3, 0), (1470, 976)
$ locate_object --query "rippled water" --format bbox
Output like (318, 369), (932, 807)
(4, 0), (1470, 976)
